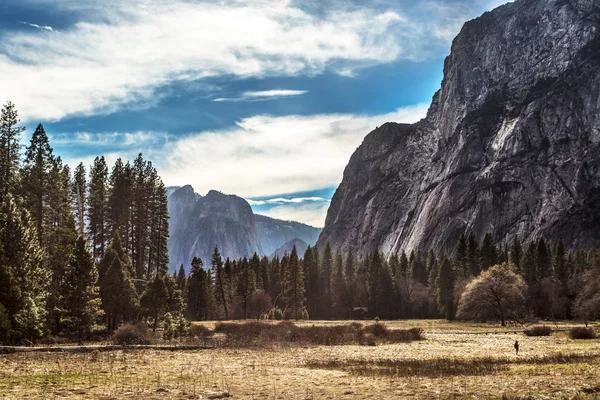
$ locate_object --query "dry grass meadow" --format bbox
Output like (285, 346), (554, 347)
(1, 320), (600, 399)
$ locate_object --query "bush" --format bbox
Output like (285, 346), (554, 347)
(524, 325), (552, 337)
(112, 323), (149, 346)
(191, 324), (212, 338)
(569, 327), (597, 340)
(267, 307), (283, 320)
(364, 323), (388, 337)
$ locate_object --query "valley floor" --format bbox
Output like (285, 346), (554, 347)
(1, 320), (600, 399)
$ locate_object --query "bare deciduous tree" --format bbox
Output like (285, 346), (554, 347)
(457, 263), (527, 326)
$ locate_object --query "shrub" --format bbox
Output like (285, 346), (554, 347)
(569, 327), (597, 340)
(191, 324), (212, 338)
(267, 307), (283, 320)
(524, 325), (552, 336)
(163, 313), (175, 340)
(112, 323), (149, 345)
(364, 323), (388, 337)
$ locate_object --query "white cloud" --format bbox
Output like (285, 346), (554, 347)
(0, 0), (496, 123)
(156, 103), (429, 198)
(19, 21), (54, 31)
(258, 202), (330, 228)
(1, 0), (405, 122)
(213, 89), (308, 102)
(51, 131), (168, 147)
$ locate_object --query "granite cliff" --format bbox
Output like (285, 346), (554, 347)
(318, 0), (600, 258)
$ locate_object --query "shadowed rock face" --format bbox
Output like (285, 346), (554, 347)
(167, 186), (322, 271)
(168, 188), (263, 271)
(318, 0), (600, 258)
(270, 238), (309, 259)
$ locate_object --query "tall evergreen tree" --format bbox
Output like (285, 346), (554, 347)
(332, 250), (345, 318)
(467, 231), (481, 276)
(186, 257), (213, 320)
(437, 257), (456, 320)
(284, 245), (305, 319)
(61, 236), (102, 340)
(455, 233), (468, 277)
(399, 251), (409, 277)
(71, 163), (87, 236)
(236, 257), (255, 319)
(0, 102), (24, 201)
(211, 247), (228, 319)
(480, 233), (497, 271)
(510, 236), (523, 272)
(176, 264), (186, 291)
(536, 238), (552, 280)
(0, 194), (48, 343)
(88, 156), (109, 259)
(321, 242), (333, 318)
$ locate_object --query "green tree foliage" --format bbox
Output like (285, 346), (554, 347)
(236, 257), (255, 318)
(211, 247), (229, 319)
(0, 194), (48, 344)
(284, 245), (305, 319)
(61, 236), (103, 340)
(71, 163), (87, 236)
(437, 257), (456, 320)
(186, 257), (214, 320)
(455, 233), (468, 277)
(480, 233), (497, 271)
(98, 231), (138, 331)
(88, 156), (109, 259)
(0, 102), (24, 202)
(467, 231), (480, 276)
(140, 273), (184, 331)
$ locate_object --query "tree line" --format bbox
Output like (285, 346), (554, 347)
(178, 234), (600, 325)
(0, 102), (173, 344)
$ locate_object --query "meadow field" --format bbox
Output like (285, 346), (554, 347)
(1, 320), (599, 399)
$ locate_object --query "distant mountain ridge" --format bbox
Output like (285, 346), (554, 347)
(167, 185), (321, 271)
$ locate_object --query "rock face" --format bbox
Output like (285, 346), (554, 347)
(168, 186), (321, 271)
(255, 214), (321, 256)
(318, 0), (600, 258)
(270, 238), (309, 259)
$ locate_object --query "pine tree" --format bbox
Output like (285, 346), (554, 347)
(61, 236), (102, 340)
(342, 249), (356, 319)
(455, 233), (468, 277)
(98, 231), (138, 330)
(467, 231), (480, 276)
(552, 239), (568, 286)
(0, 194), (48, 344)
(186, 257), (213, 320)
(250, 253), (261, 289)
(389, 253), (400, 277)
(147, 176), (169, 277)
(303, 246), (321, 319)
(332, 250), (345, 318)
(71, 163), (87, 236)
(107, 158), (133, 254)
(176, 264), (186, 291)
(536, 238), (551, 280)
(0, 102), (24, 201)
(284, 245), (305, 319)
(410, 251), (428, 284)
(260, 256), (270, 293)
(480, 233), (497, 271)
(510, 236), (523, 272)
(437, 257), (456, 320)
(211, 247), (228, 319)
(20, 124), (54, 246)
(399, 251), (409, 277)
(321, 242), (333, 318)
(140, 273), (183, 331)
(236, 257), (255, 319)
(88, 156), (109, 259)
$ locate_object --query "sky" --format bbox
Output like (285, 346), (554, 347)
(0, 0), (510, 227)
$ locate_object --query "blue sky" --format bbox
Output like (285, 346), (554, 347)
(0, 0), (509, 227)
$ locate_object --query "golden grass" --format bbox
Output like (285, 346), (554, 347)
(1, 320), (599, 399)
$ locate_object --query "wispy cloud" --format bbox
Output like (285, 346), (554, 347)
(258, 202), (330, 228)
(213, 89), (308, 102)
(0, 0), (505, 122)
(50, 131), (169, 147)
(19, 21), (54, 31)
(156, 103), (429, 198)
(247, 196), (325, 205)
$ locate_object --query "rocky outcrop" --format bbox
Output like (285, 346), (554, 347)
(270, 238), (309, 259)
(167, 186), (321, 271)
(254, 214), (321, 256)
(168, 188), (263, 271)
(318, 0), (600, 258)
